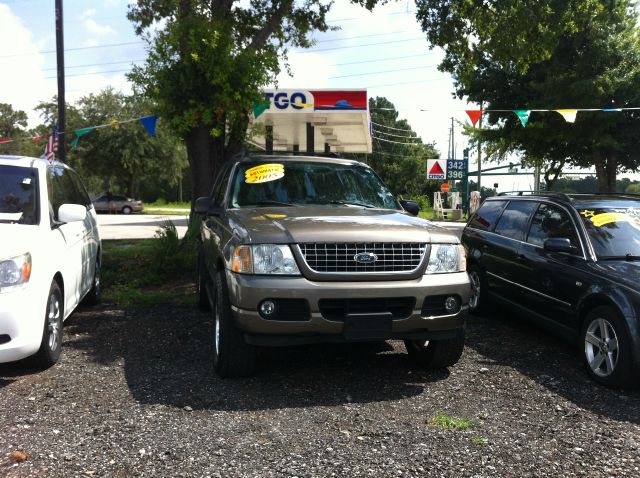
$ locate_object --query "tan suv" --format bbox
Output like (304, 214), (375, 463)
(195, 156), (469, 377)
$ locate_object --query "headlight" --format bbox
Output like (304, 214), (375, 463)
(231, 245), (300, 275)
(426, 244), (466, 274)
(0, 253), (32, 292)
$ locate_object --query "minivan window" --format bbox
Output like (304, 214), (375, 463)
(0, 165), (39, 225)
(494, 201), (538, 241)
(527, 203), (580, 250)
(468, 200), (507, 231)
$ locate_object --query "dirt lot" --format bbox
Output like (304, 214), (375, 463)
(1, 301), (640, 477)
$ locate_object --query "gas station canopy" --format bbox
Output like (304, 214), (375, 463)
(250, 89), (372, 154)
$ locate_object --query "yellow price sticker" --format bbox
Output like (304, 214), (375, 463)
(591, 212), (632, 227)
(245, 163), (285, 184)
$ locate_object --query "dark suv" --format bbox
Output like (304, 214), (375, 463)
(195, 156), (469, 377)
(462, 191), (640, 387)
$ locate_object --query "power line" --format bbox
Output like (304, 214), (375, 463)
(370, 121), (415, 132)
(372, 129), (419, 139)
(330, 64), (437, 79)
(0, 41), (145, 59)
(330, 53), (431, 67)
(42, 58), (147, 72)
(296, 37), (426, 54)
(366, 77), (451, 89)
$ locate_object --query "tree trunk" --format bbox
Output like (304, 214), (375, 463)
(593, 150), (617, 193)
(185, 123), (219, 208)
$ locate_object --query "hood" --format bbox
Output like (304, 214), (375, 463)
(228, 206), (458, 244)
(587, 260), (640, 291)
(0, 223), (40, 260)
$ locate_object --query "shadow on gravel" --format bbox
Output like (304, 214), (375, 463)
(465, 307), (640, 424)
(62, 304), (448, 411)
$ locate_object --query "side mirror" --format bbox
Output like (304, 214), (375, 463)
(58, 204), (86, 223)
(544, 237), (576, 253)
(194, 197), (223, 216)
(399, 199), (420, 217)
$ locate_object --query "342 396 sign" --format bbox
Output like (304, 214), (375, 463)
(446, 159), (467, 180)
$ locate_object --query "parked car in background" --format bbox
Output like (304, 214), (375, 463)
(196, 155), (469, 377)
(0, 156), (101, 367)
(93, 192), (144, 214)
(462, 191), (640, 388)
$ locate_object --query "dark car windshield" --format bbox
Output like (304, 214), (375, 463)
(0, 165), (39, 225)
(575, 200), (640, 259)
(230, 160), (400, 210)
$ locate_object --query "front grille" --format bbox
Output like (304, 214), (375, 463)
(319, 297), (416, 321)
(299, 243), (426, 273)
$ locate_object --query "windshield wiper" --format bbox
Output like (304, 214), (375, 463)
(244, 200), (297, 207)
(599, 254), (640, 261)
(317, 200), (375, 208)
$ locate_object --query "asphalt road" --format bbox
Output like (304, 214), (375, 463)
(97, 213), (189, 240)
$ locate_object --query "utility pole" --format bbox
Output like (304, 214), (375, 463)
(477, 102), (483, 191)
(55, 0), (66, 162)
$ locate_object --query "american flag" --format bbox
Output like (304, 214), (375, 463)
(42, 124), (59, 162)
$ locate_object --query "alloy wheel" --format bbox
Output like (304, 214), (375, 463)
(47, 291), (62, 352)
(469, 271), (481, 310)
(584, 318), (619, 377)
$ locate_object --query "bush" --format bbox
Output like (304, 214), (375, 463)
(413, 194), (430, 211)
(149, 219), (197, 278)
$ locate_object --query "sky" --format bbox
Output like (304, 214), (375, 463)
(0, 0), (601, 192)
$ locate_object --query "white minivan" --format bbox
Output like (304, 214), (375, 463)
(0, 155), (101, 367)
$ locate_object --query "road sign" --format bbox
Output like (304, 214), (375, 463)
(427, 159), (447, 180)
(440, 182), (451, 193)
(446, 159), (468, 180)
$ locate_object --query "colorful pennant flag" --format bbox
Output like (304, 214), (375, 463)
(465, 110), (483, 127)
(602, 108), (622, 112)
(0, 138), (11, 143)
(70, 127), (94, 149)
(513, 110), (531, 127)
(139, 115), (158, 137)
(555, 109), (578, 123)
(109, 119), (121, 129)
(253, 100), (270, 119)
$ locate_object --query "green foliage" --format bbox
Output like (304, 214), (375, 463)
(416, 1), (640, 192)
(430, 411), (472, 431)
(102, 234), (197, 308)
(626, 183), (640, 195)
(471, 436), (488, 446)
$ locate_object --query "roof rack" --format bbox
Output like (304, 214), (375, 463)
(570, 192), (640, 199)
(497, 191), (572, 201)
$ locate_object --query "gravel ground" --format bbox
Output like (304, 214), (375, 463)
(2, 302), (640, 478)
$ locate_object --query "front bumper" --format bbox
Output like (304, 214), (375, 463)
(226, 270), (469, 345)
(0, 285), (46, 363)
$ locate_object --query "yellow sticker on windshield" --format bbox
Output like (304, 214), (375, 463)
(591, 212), (632, 227)
(265, 214), (287, 219)
(245, 164), (285, 184)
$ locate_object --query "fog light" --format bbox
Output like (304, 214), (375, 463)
(444, 296), (460, 313)
(259, 300), (278, 319)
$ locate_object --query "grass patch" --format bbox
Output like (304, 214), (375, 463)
(430, 411), (472, 431)
(471, 436), (488, 446)
(101, 222), (198, 308)
(143, 200), (190, 214)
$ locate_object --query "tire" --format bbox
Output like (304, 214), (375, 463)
(581, 306), (637, 388)
(467, 264), (488, 315)
(122, 206), (132, 215)
(197, 248), (211, 311)
(404, 330), (465, 369)
(82, 254), (101, 306)
(212, 271), (255, 378)
(35, 281), (64, 368)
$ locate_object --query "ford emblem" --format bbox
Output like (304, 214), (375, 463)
(354, 252), (378, 264)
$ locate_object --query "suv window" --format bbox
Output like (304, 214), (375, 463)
(213, 166), (232, 205)
(468, 200), (507, 231)
(494, 200), (538, 241)
(527, 203), (580, 249)
(229, 161), (399, 209)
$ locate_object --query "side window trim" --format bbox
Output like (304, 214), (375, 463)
(524, 201), (585, 257)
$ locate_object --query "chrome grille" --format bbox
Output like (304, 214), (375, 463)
(298, 243), (427, 273)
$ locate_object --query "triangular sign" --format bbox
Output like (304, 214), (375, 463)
(465, 110), (483, 127)
(429, 162), (445, 175)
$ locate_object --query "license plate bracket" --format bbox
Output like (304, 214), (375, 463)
(343, 312), (393, 341)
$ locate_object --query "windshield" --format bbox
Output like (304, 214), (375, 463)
(0, 165), (39, 225)
(230, 161), (399, 210)
(575, 200), (640, 259)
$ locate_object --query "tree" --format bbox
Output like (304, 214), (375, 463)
(127, 1), (385, 208)
(353, 97), (440, 203)
(416, 0), (640, 192)
(0, 103), (29, 155)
